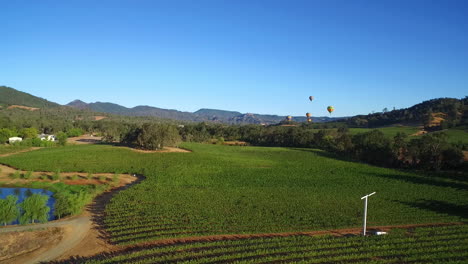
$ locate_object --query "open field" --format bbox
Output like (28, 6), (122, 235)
(0, 145), (33, 156)
(441, 128), (468, 144)
(54, 224), (468, 264)
(349, 126), (421, 138)
(1, 143), (467, 246)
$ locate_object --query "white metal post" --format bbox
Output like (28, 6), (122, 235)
(361, 192), (376, 236)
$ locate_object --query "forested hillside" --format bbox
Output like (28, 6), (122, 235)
(346, 97), (467, 128)
(0, 86), (59, 108)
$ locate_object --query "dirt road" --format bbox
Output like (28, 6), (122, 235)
(0, 216), (90, 264)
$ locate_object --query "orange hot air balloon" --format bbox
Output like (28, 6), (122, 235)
(327, 106), (334, 114)
(286, 115), (292, 121)
(306, 112), (311, 118)
(309, 96), (314, 101)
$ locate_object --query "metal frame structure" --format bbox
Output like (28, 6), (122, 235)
(361, 192), (376, 236)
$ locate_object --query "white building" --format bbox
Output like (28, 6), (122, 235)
(38, 134), (56, 141)
(8, 137), (23, 144)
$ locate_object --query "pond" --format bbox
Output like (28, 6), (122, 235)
(0, 187), (56, 225)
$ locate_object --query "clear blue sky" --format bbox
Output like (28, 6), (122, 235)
(1, 0), (467, 117)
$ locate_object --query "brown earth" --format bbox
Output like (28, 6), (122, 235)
(6, 105), (40, 111)
(93, 116), (107, 121)
(410, 130), (428, 136)
(428, 112), (447, 127)
(0, 163), (136, 186)
(67, 135), (103, 145)
(0, 227), (64, 264)
(224, 141), (249, 146)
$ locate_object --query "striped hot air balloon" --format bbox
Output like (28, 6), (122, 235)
(286, 115), (292, 121)
(327, 106), (334, 114)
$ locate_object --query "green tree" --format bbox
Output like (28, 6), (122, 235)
(53, 192), (71, 219)
(136, 123), (181, 150)
(0, 195), (19, 225)
(0, 128), (15, 144)
(19, 193), (50, 224)
(352, 130), (395, 166)
(54, 191), (91, 219)
(20, 127), (38, 139)
(56, 132), (68, 146)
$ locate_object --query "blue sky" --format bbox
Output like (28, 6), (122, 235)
(1, 0), (467, 117)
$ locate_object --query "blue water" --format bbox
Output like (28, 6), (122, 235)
(0, 188), (55, 225)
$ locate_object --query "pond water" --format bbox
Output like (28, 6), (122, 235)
(0, 187), (55, 225)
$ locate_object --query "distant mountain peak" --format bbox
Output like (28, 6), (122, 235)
(67, 99), (89, 109)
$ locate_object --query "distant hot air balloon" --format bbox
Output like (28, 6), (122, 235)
(307, 118), (312, 123)
(309, 96), (314, 101)
(286, 115), (292, 121)
(306, 112), (311, 118)
(327, 106), (334, 114)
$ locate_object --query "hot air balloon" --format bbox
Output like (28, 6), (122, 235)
(306, 112), (311, 118)
(286, 115), (292, 121)
(307, 118), (312, 123)
(309, 96), (314, 101)
(327, 106), (334, 114)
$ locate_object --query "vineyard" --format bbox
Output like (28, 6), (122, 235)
(1, 143), (467, 247)
(55, 224), (468, 263)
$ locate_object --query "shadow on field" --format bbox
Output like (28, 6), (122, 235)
(362, 171), (468, 191)
(88, 174), (146, 243)
(289, 148), (356, 163)
(398, 200), (468, 219)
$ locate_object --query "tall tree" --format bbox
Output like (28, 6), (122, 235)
(0, 195), (19, 225)
(19, 193), (50, 224)
(56, 132), (68, 146)
(20, 127), (38, 139)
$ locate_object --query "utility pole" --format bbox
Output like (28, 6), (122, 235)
(361, 192), (376, 236)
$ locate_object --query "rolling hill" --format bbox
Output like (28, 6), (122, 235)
(66, 100), (343, 124)
(0, 86), (59, 108)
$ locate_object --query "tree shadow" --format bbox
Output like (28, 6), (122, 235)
(289, 148), (357, 163)
(397, 199), (468, 219)
(361, 171), (468, 191)
(290, 148), (468, 190)
(87, 174), (146, 243)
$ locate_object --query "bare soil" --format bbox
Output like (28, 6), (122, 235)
(411, 130), (427, 136)
(93, 116), (107, 121)
(0, 227), (63, 264)
(6, 105), (39, 111)
(0, 163), (136, 186)
(67, 135), (103, 145)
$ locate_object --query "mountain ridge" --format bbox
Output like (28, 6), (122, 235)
(65, 99), (343, 124)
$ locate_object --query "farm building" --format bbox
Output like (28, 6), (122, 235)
(8, 137), (23, 143)
(38, 134), (56, 141)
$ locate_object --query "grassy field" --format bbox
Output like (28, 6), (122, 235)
(440, 128), (468, 144)
(0, 143), (467, 245)
(0, 145), (30, 155)
(349, 126), (420, 138)
(60, 225), (468, 263)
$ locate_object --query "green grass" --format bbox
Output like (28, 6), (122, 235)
(0, 145), (29, 155)
(72, 225), (468, 264)
(349, 126), (420, 138)
(439, 128), (468, 144)
(0, 143), (467, 245)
